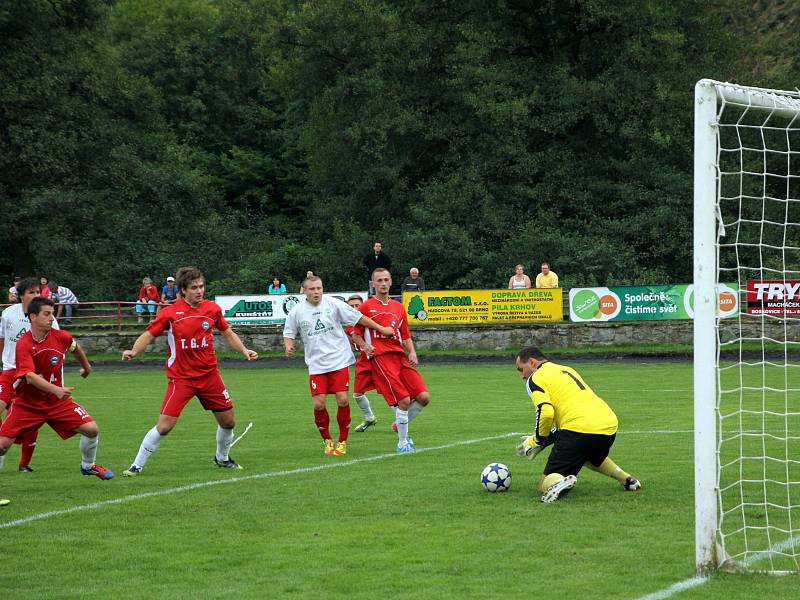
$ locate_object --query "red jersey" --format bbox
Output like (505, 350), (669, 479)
(139, 284), (160, 302)
(357, 297), (410, 356)
(13, 328), (76, 408)
(147, 297), (229, 379)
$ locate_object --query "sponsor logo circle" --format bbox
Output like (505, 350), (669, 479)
(572, 290), (600, 320)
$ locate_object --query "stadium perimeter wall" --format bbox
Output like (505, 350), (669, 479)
(73, 320), (797, 354)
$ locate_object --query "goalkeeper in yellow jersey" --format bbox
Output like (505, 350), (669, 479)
(514, 346), (641, 503)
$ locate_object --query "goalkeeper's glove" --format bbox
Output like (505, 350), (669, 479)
(515, 435), (544, 460)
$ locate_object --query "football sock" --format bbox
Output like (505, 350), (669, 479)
(587, 457), (630, 483)
(395, 409), (409, 444)
(337, 405), (351, 442)
(215, 426), (234, 461)
(79, 435), (98, 470)
(408, 400), (424, 422)
(354, 394), (374, 421)
(314, 407), (331, 440)
(18, 428), (39, 468)
(133, 426), (164, 469)
(541, 472), (567, 493)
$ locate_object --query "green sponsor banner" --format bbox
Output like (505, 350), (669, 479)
(569, 284), (739, 322)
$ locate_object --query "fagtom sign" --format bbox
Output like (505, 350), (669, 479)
(746, 280), (800, 315)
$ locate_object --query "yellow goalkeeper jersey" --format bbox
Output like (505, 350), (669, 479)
(526, 361), (618, 437)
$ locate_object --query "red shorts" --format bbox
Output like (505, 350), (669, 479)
(161, 370), (232, 417)
(309, 367), (350, 396)
(0, 369), (18, 404)
(0, 399), (93, 440)
(369, 353), (427, 406)
(353, 355), (375, 395)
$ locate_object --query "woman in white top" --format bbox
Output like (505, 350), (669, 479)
(508, 264), (532, 289)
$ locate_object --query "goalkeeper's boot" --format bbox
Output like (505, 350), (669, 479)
(623, 476), (641, 491)
(406, 437), (414, 449)
(333, 441), (347, 455)
(323, 439), (335, 455)
(81, 464), (114, 480)
(214, 456), (243, 470)
(354, 418), (377, 433)
(123, 465), (142, 477)
(541, 474), (576, 503)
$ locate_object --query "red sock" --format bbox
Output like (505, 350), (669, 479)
(18, 428), (39, 469)
(314, 407), (331, 439)
(337, 405), (351, 442)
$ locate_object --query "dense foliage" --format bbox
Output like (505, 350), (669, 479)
(1, 0), (792, 298)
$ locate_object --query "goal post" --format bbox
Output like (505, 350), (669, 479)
(694, 79), (800, 573)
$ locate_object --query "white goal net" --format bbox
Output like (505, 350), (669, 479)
(694, 79), (800, 573)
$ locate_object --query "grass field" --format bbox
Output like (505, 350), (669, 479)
(1, 360), (799, 599)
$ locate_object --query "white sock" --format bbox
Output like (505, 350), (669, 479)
(395, 409), (409, 444)
(133, 426), (163, 469)
(216, 426), (234, 461)
(408, 400), (424, 422)
(80, 435), (98, 470)
(354, 394), (374, 420)
(0, 453), (5, 470)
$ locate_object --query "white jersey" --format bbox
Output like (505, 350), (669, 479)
(283, 296), (362, 375)
(1, 304), (60, 370)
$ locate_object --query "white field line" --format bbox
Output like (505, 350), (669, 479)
(0, 428), (689, 531)
(637, 530), (800, 599)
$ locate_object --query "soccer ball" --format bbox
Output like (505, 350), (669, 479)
(481, 462), (512, 492)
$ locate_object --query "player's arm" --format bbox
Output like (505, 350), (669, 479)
(122, 331), (155, 360)
(71, 341), (92, 378)
(0, 337), (4, 357)
(221, 327), (258, 360)
(24, 371), (73, 400)
(283, 336), (297, 357)
(349, 331), (374, 356)
(356, 315), (395, 339)
(401, 337), (418, 367)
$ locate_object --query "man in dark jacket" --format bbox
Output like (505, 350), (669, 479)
(363, 242), (391, 294)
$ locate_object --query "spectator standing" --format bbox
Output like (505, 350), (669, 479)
(268, 277), (287, 295)
(136, 277), (160, 324)
(299, 270), (314, 292)
(535, 262), (559, 288)
(49, 282), (79, 323)
(39, 276), (52, 299)
(363, 242), (391, 294)
(7, 277), (21, 303)
(401, 268), (425, 293)
(508, 265), (532, 289)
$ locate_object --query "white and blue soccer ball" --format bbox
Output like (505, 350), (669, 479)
(481, 462), (512, 492)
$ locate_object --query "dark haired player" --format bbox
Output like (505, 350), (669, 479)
(121, 267), (258, 475)
(514, 345), (640, 502)
(0, 298), (112, 479)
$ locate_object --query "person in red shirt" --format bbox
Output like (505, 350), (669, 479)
(121, 266), (258, 476)
(0, 297), (113, 480)
(136, 277), (160, 324)
(355, 268), (430, 453)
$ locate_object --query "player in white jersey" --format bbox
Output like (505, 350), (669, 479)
(0, 277), (59, 471)
(283, 276), (394, 455)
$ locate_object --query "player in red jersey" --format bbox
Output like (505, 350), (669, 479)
(344, 294), (393, 433)
(0, 298), (113, 480)
(121, 267), (258, 476)
(0, 277), (52, 472)
(355, 268), (430, 453)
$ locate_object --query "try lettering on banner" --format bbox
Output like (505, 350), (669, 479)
(746, 280), (800, 316)
(403, 289), (563, 326)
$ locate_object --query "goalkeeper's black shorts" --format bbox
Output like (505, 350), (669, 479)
(543, 430), (616, 477)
